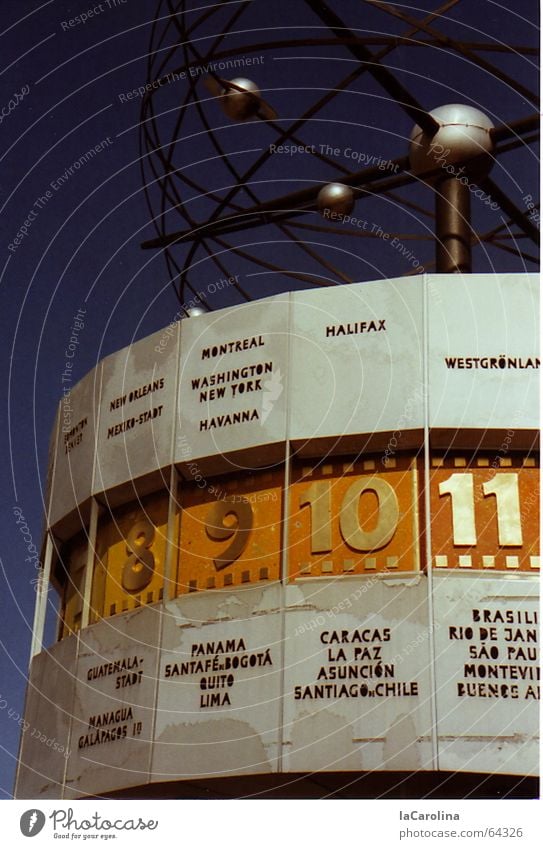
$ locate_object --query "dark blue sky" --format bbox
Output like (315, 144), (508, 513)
(0, 0), (538, 798)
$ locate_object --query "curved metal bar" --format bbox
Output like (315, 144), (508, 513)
(479, 177), (540, 246)
(303, 0), (440, 135)
(141, 0), (539, 304)
(369, 0), (540, 108)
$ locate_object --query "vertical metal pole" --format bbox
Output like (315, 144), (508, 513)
(164, 465), (179, 601)
(81, 498), (99, 629)
(277, 440), (291, 774)
(29, 533), (54, 660)
(422, 274), (439, 770)
(435, 176), (471, 273)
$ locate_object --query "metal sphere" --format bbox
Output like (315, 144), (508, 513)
(317, 183), (355, 218)
(186, 306), (207, 318)
(220, 78), (261, 121)
(409, 104), (494, 182)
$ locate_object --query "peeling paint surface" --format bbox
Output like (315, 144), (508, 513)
(152, 588), (282, 780)
(283, 579), (435, 772)
(64, 606), (162, 798)
(16, 568), (539, 798)
(15, 636), (77, 799)
(433, 574), (539, 776)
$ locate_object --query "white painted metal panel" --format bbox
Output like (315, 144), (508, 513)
(282, 577), (435, 772)
(94, 325), (180, 495)
(433, 573), (539, 776)
(15, 636), (77, 798)
(289, 278), (424, 445)
(176, 296), (289, 465)
(153, 587), (282, 780)
(49, 364), (102, 529)
(64, 606), (161, 798)
(428, 273), (539, 432)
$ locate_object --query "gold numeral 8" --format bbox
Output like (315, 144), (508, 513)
(122, 518), (156, 592)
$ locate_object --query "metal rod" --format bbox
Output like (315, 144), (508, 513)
(140, 118), (537, 250)
(369, 0), (540, 107)
(435, 176), (471, 273)
(162, 0), (452, 240)
(29, 533), (54, 660)
(490, 114), (540, 144)
(479, 176), (540, 246)
(164, 465), (179, 601)
(303, 0), (440, 135)
(141, 158), (411, 248)
(81, 498), (99, 629)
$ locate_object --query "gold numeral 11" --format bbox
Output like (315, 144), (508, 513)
(438, 472), (522, 546)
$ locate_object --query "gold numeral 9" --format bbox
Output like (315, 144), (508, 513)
(122, 519), (156, 592)
(205, 497), (253, 571)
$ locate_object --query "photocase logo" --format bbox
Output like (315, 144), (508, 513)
(20, 809), (46, 837)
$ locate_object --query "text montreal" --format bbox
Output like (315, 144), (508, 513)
(202, 335), (265, 359)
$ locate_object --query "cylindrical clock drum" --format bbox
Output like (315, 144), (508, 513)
(15, 273), (539, 799)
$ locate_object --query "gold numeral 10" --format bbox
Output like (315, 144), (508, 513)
(299, 477), (400, 554)
(438, 472), (523, 546)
